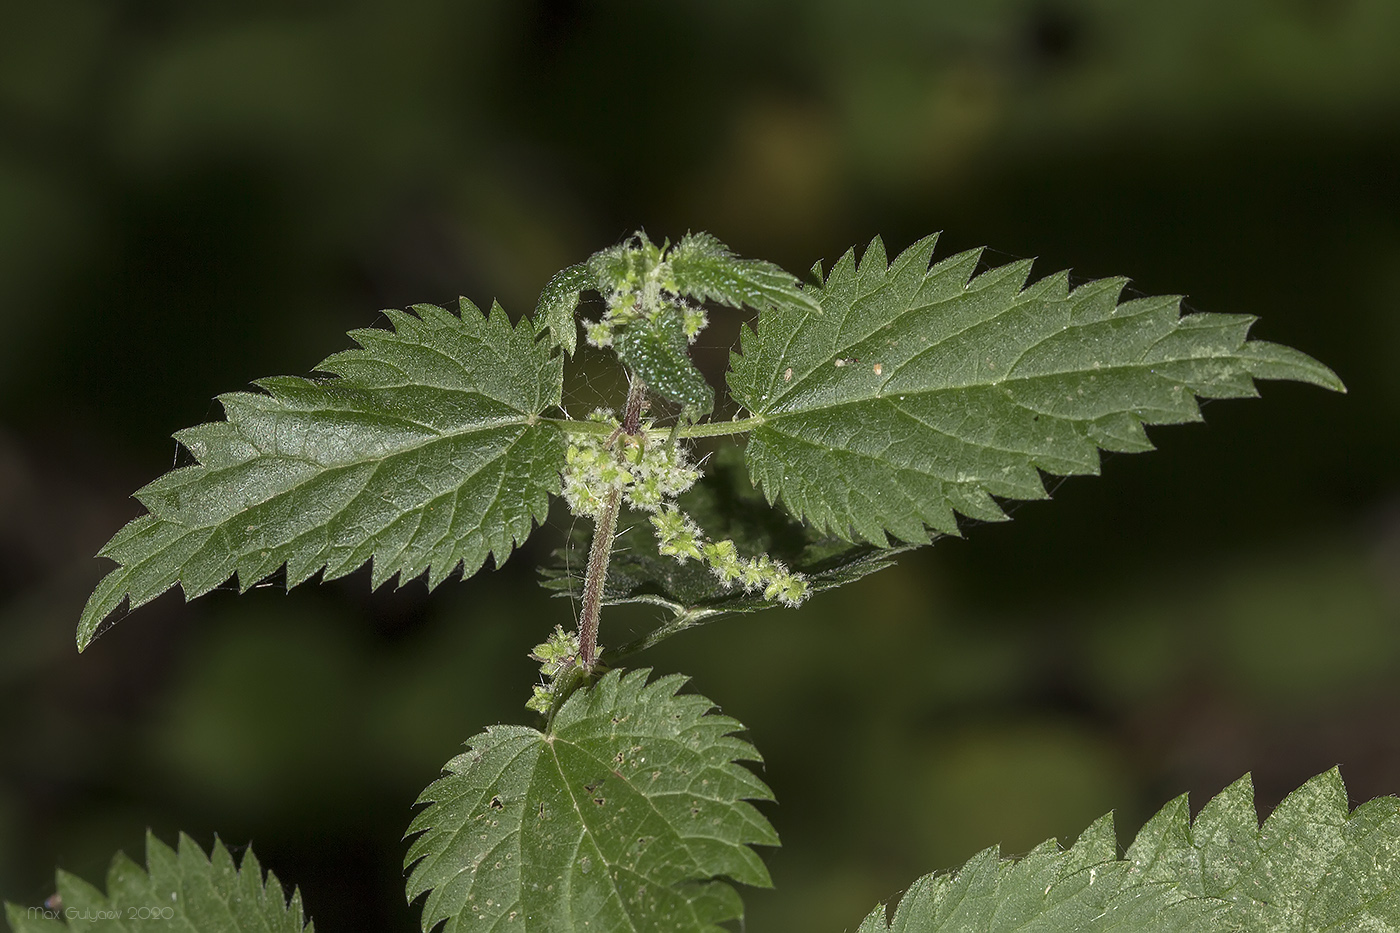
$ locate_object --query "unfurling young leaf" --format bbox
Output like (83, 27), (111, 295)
(78, 300), (565, 650)
(536, 262), (593, 357)
(858, 769), (1400, 933)
(729, 234), (1344, 545)
(404, 669), (777, 933)
(663, 231), (822, 318)
(4, 833), (312, 932)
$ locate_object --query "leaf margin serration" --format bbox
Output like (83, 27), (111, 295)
(78, 298), (565, 649)
(729, 233), (1344, 546)
(4, 831), (312, 933)
(857, 767), (1400, 933)
(403, 668), (779, 933)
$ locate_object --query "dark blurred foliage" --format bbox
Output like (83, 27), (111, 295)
(1, 1), (1398, 930)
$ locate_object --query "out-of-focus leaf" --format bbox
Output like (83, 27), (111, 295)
(4, 833), (312, 932)
(858, 769), (1400, 933)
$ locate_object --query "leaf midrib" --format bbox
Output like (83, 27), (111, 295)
(544, 727), (737, 933)
(159, 414), (537, 527)
(108, 421), (544, 607)
(761, 349), (1226, 419)
(761, 275), (1166, 414)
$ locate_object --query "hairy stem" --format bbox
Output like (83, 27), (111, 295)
(576, 377), (647, 670)
(576, 487), (619, 671)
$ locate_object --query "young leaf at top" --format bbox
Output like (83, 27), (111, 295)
(4, 832), (312, 932)
(78, 300), (565, 650)
(404, 669), (777, 933)
(729, 234), (1345, 545)
(858, 768), (1400, 933)
(664, 231), (822, 318)
(539, 231), (819, 413)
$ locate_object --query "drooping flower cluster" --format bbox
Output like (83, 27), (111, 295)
(650, 506), (809, 607)
(539, 406), (810, 713)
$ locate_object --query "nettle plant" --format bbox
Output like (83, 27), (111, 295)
(12, 231), (1398, 933)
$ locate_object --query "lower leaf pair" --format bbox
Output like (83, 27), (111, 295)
(15, 671), (1399, 933)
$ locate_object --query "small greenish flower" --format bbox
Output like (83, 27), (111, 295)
(529, 625), (579, 678)
(584, 319), (615, 348)
(651, 506), (703, 561)
(704, 539), (743, 582)
(737, 557), (767, 591)
(773, 573), (810, 607)
(681, 306), (708, 340)
(596, 459), (633, 487)
(525, 684), (553, 714)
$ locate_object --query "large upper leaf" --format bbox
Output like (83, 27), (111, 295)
(857, 769), (1400, 933)
(729, 234), (1344, 544)
(79, 300), (565, 649)
(4, 832), (312, 932)
(404, 669), (777, 933)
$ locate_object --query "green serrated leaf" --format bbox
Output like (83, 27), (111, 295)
(4, 832), (312, 932)
(404, 669), (778, 933)
(536, 262), (592, 356)
(1127, 769), (1400, 931)
(858, 769), (1400, 933)
(614, 311), (716, 417)
(540, 446), (911, 642)
(665, 232), (822, 316)
(78, 299), (566, 650)
(729, 234), (1345, 545)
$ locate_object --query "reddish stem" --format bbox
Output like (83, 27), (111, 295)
(576, 377), (646, 670)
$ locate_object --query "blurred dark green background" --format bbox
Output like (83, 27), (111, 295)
(1, 2), (1397, 930)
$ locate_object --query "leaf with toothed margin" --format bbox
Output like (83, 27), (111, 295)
(77, 299), (565, 650)
(729, 234), (1345, 545)
(4, 832), (312, 932)
(857, 768), (1400, 933)
(404, 669), (778, 933)
(664, 231), (822, 317)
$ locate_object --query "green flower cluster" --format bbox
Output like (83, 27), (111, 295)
(560, 411), (700, 517)
(584, 302), (707, 350)
(581, 235), (708, 350)
(650, 506), (810, 607)
(525, 625), (580, 714)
